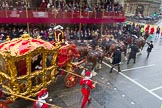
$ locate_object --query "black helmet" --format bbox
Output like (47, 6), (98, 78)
(133, 41), (136, 44)
(117, 46), (121, 50)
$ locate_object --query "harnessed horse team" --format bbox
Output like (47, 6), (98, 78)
(48, 25), (146, 77)
(70, 33), (146, 76)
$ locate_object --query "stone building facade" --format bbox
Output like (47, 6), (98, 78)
(124, 0), (161, 16)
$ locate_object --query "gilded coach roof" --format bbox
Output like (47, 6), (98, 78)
(0, 34), (55, 56)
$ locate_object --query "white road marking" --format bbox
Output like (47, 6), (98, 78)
(122, 64), (155, 72)
(103, 61), (118, 71)
(131, 102), (135, 105)
(150, 86), (162, 92)
(151, 52), (162, 54)
(119, 72), (162, 101)
(103, 61), (162, 101)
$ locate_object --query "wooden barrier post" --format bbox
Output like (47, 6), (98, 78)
(100, 9), (105, 36)
(25, 6), (30, 34)
(54, 0), (56, 25)
(79, 0), (82, 40)
(5, 8), (8, 18)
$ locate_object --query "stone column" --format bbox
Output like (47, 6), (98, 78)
(143, 4), (146, 16)
(116, 0), (124, 7)
(126, 3), (129, 13)
(133, 3), (136, 14)
(146, 5), (149, 16)
(147, 3), (150, 16)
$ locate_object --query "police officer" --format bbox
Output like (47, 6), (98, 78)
(146, 41), (153, 58)
(109, 46), (122, 73)
(80, 70), (96, 108)
(127, 42), (139, 64)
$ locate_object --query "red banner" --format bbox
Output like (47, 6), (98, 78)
(32, 12), (48, 18)
(0, 10), (126, 24)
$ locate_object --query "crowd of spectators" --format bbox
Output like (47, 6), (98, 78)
(0, 1), (125, 42)
(0, 0), (123, 13)
(0, 21), (151, 45)
(0, 0), (31, 10)
(0, 23), (123, 41)
(122, 23), (145, 38)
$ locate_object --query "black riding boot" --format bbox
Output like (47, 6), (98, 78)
(134, 58), (136, 64)
(147, 52), (150, 58)
(109, 67), (113, 73)
(127, 59), (130, 64)
(118, 64), (121, 72)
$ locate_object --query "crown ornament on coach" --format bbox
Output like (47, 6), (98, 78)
(53, 25), (65, 44)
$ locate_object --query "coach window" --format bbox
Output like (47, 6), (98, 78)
(15, 58), (27, 77)
(31, 53), (43, 72)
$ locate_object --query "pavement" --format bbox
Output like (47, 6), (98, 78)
(8, 34), (162, 108)
(156, 20), (162, 26)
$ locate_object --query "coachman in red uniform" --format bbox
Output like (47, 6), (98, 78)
(80, 70), (96, 108)
(34, 88), (49, 108)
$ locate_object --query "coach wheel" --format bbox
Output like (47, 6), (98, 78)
(64, 73), (78, 88)
(0, 101), (8, 108)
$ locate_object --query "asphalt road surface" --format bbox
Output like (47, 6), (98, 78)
(9, 35), (162, 108)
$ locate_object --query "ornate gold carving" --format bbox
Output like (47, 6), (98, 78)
(21, 34), (31, 38)
(54, 29), (65, 44)
(0, 36), (76, 102)
(36, 36), (41, 39)
(6, 36), (11, 41)
(0, 41), (56, 101)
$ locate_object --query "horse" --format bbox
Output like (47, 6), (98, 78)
(98, 37), (127, 61)
(135, 37), (145, 49)
(84, 47), (105, 76)
(143, 32), (149, 40)
(132, 37), (146, 55)
(121, 33), (146, 54)
(69, 39), (105, 76)
(123, 34), (146, 50)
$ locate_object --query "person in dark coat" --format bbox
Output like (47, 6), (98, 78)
(127, 42), (139, 64)
(146, 41), (153, 58)
(109, 46), (122, 73)
(156, 26), (160, 38)
(31, 54), (42, 72)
